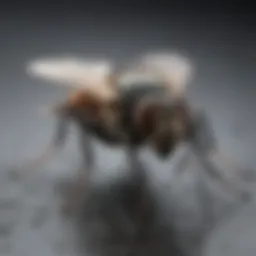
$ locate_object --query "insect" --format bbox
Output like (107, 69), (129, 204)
(12, 51), (251, 214)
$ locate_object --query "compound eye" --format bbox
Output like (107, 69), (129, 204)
(68, 90), (86, 107)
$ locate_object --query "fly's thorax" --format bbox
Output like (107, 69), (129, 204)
(62, 90), (121, 136)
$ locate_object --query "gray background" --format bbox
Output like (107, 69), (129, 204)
(0, 2), (256, 255)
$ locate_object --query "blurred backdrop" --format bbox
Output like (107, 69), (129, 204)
(0, 1), (256, 256)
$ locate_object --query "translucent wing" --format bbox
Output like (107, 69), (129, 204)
(117, 70), (162, 90)
(25, 56), (117, 100)
(123, 51), (194, 98)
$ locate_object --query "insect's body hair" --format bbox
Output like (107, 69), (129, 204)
(62, 81), (195, 156)
(64, 89), (124, 144)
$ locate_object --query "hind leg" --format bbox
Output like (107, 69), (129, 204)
(189, 110), (251, 201)
(190, 143), (251, 202)
(209, 150), (256, 183)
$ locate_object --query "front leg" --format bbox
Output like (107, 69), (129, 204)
(61, 129), (95, 216)
(9, 116), (69, 180)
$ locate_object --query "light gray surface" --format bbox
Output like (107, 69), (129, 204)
(1, 8), (256, 256)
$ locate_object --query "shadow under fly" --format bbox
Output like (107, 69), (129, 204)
(73, 165), (187, 256)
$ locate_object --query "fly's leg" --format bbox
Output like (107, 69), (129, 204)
(190, 143), (251, 202)
(190, 110), (251, 201)
(61, 130), (94, 216)
(9, 117), (69, 180)
(210, 151), (256, 183)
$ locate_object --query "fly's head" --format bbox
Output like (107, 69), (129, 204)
(135, 97), (195, 158)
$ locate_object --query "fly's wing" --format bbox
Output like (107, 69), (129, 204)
(25, 56), (118, 101)
(17, 56), (116, 178)
(125, 51), (194, 98)
(25, 52), (193, 100)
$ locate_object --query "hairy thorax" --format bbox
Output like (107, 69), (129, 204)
(64, 85), (195, 154)
(66, 89), (124, 144)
